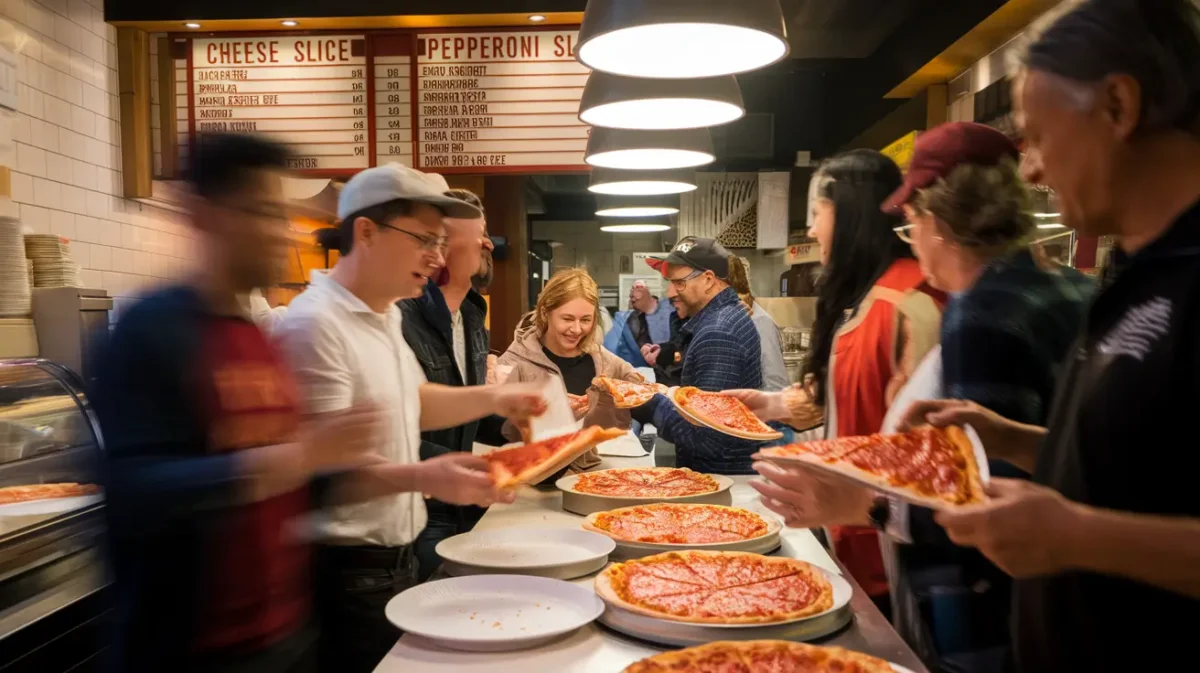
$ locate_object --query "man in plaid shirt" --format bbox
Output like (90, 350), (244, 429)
(632, 238), (764, 474)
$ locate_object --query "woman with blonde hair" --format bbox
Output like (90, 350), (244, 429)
(497, 267), (642, 469)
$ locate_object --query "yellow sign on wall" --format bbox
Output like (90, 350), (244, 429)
(881, 131), (919, 171)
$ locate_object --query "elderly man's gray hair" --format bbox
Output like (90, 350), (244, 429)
(1008, 0), (1200, 134)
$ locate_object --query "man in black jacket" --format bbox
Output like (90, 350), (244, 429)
(401, 186), (505, 580)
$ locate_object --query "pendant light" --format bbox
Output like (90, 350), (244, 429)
(601, 222), (673, 233)
(579, 72), (745, 130)
(577, 0), (789, 79)
(588, 168), (698, 196)
(585, 128), (714, 170)
(594, 194), (680, 218)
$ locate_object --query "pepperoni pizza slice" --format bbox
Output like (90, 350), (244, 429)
(592, 376), (668, 408)
(758, 425), (986, 508)
(596, 550), (834, 625)
(672, 387), (784, 441)
(622, 640), (895, 673)
(484, 426), (627, 489)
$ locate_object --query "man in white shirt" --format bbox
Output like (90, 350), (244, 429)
(275, 164), (545, 673)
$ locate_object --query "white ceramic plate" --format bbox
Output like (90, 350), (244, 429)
(436, 527), (615, 579)
(596, 431), (649, 457)
(0, 494), (103, 516)
(385, 574), (604, 652)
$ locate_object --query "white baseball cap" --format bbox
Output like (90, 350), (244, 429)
(337, 163), (482, 221)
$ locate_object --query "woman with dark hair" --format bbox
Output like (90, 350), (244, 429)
(731, 149), (944, 610)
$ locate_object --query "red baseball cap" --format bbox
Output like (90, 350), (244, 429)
(880, 122), (1020, 214)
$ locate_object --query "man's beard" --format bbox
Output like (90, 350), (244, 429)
(471, 256), (494, 290)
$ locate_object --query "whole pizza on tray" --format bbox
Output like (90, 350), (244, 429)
(571, 467), (719, 498)
(585, 503), (771, 544)
(622, 640), (894, 673)
(484, 426), (626, 489)
(758, 425), (985, 508)
(672, 387), (784, 441)
(596, 550), (834, 625)
(592, 376), (668, 408)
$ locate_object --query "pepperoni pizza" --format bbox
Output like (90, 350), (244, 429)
(592, 376), (668, 408)
(758, 425), (985, 508)
(622, 640), (895, 673)
(672, 387), (784, 441)
(571, 467), (720, 498)
(484, 426), (627, 489)
(584, 503), (771, 544)
(596, 550), (834, 625)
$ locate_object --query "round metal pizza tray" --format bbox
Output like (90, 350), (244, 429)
(556, 471), (735, 516)
(596, 566), (854, 646)
(437, 527), (615, 581)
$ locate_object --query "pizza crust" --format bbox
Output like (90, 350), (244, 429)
(672, 387), (784, 441)
(758, 426), (987, 509)
(595, 550), (835, 625)
(487, 427), (626, 489)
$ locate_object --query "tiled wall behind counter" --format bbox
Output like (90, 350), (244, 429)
(0, 0), (196, 320)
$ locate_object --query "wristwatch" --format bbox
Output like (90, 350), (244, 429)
(867, 496), (890, 531)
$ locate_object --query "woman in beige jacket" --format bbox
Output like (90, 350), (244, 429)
(497, 268), (642, 470)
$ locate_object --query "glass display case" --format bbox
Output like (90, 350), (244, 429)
(0, 359), (108, 673)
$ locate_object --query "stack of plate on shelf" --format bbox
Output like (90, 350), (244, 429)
(0, 218), (31, 316)
(24, 234), (79, 288)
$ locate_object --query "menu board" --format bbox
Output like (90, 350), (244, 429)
(413, 30), (590, 171)
(178, 29), (591, 176)
(191, 35), (370, 171)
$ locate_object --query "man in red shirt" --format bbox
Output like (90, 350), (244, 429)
(93, 134), (521, 673)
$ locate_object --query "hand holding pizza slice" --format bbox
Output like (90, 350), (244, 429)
(756, 425), (987, 509)
(592, 376), (668, 409)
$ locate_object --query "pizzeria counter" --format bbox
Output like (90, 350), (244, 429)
(374, 448), (929, 673)
(0, 359), (109, 672)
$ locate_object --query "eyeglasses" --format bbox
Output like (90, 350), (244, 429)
(894, 224), (915, 244)
(666, 269), (705, 289)
(378, 222), (448, 253)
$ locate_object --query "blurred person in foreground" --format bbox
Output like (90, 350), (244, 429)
(274, 164), (545, 673)
(399, 186), (505, 581)
(497, 267), (644, 464)
(629, 238), (764, 474)
(733, 123), (1091, 671)
(899, 1), (1200, 671)
(94, 134), (385, 673)
(728, 254), (790, 392)
(605, 279), (674, 368)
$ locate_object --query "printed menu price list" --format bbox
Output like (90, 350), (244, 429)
(191, 35), (370, 171)
(373, 36), (414, 168)
(415, 30), (591, 171)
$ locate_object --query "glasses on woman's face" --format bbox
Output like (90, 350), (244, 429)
(894, 224), (915, 245)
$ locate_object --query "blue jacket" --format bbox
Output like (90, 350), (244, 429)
(605, 299), (673, 367)
(645, 288), (764, 474)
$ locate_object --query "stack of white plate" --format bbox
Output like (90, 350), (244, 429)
(24, 234), (79, 288)
(0, 218), (31, 316)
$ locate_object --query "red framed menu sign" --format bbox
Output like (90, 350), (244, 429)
(175, 28), (589, 178)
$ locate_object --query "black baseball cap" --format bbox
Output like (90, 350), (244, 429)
(646, 236), (731, 279)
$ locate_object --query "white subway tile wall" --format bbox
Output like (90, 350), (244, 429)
(1, 0), (195, 321)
